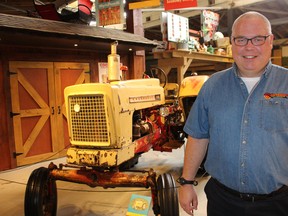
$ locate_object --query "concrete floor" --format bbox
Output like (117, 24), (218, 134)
(0, 146), (209, 216)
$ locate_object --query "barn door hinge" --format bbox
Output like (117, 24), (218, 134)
(10, 112), (20, 118)
(8, 71), (17, 76)
(85, 71), (91, 74)
(13, 152), (23, 158)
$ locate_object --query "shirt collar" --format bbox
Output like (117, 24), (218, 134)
(233, 61), (272, 78)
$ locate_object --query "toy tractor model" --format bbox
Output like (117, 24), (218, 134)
(24, 42), (209, 216)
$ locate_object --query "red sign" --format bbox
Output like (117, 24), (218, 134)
(164, 0), (197, 10)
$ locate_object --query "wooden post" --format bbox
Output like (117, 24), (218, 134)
(125, 5), (146, 79)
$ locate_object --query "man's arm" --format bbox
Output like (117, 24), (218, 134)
(179, 136), (209, 215)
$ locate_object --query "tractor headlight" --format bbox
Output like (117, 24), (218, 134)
(74, 104), (81, 112)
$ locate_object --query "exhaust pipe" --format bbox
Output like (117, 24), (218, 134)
(108, 41), (121, 82)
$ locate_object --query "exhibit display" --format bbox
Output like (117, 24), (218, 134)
(24, 41), (208, 216)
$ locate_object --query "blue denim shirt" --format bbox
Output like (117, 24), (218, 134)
(184, 62), (288, 194)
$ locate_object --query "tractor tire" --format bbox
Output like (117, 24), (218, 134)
(157, 173), (179, 216)
(24, 167), (57, 216)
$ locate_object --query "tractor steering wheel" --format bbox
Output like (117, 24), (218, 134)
(143, 67), (167, 88)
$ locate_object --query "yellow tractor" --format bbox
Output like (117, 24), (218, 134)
(24, 42), (209, 216)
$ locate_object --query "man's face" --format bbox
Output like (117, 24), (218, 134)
(231, 17), (274, 77)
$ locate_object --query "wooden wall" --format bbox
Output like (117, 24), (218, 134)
(1, 60), (14, 170)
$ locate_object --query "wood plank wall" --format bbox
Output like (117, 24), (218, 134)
(0, 60), (14, 170)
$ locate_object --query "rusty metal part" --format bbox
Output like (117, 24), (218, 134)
(48, 162), (160, 215)
(50, 165), (148, 188)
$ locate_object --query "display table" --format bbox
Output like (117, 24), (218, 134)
(153, 50), (234, 84)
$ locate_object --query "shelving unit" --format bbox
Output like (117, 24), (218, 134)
(153, 50), (234, 84)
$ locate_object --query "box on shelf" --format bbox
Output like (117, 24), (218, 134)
(216, 37), (230, 48)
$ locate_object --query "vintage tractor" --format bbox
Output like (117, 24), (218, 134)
(24, 42), (209, 216)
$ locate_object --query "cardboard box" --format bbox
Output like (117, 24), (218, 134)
(216, 37), (230, 48)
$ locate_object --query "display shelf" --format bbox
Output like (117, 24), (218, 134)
(153, 50), (234, 84)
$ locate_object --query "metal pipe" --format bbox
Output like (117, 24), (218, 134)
(49, 162), (154, 188)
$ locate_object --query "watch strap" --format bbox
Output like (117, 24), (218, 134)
(177, 177), (198, 186)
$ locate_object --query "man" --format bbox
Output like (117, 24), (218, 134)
(178, 11), (288, 216)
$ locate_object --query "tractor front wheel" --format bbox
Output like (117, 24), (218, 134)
(157, 173), (179, 216)
(24, 167), (57, 216)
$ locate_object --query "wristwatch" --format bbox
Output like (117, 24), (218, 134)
(177, 177), (198, 186)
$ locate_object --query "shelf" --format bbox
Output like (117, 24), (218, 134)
(153, 50), (234, 84)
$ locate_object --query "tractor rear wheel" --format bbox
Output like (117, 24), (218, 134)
(24, 167), (57, 216)
(157, 173), (179, 216)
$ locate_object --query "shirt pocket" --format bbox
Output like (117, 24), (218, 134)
(260, 98), (288, 132)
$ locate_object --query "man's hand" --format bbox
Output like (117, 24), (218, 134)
(179, 184), (198, 215)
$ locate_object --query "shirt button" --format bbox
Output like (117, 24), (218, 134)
(244, 120), (248, 124)
(242, 140), (247, 144)
(241, 181), (245, 185)
(241, 163), (245, 167)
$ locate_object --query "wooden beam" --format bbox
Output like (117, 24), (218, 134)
(154, 50), (234, 85)
(158, 57), (185, 67)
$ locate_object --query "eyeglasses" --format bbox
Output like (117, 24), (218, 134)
(232, 35), (271, 46)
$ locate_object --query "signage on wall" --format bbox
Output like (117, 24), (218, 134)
(201, 10), (219, 42)
(95, 0), (125, 27)
(161, 12), (189, 43)
(98, 62), (108, 83)
(129, 0), (161, 10)
(164, 0), (198, 10)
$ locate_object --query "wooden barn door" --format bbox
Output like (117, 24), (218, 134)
(54, 62), (90, 155)
(9, 61), (90, 166)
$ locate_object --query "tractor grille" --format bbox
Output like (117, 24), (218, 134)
(68, 94), (109, 144)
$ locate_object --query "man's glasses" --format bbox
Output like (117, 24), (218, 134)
(232, 35), (271, 46)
